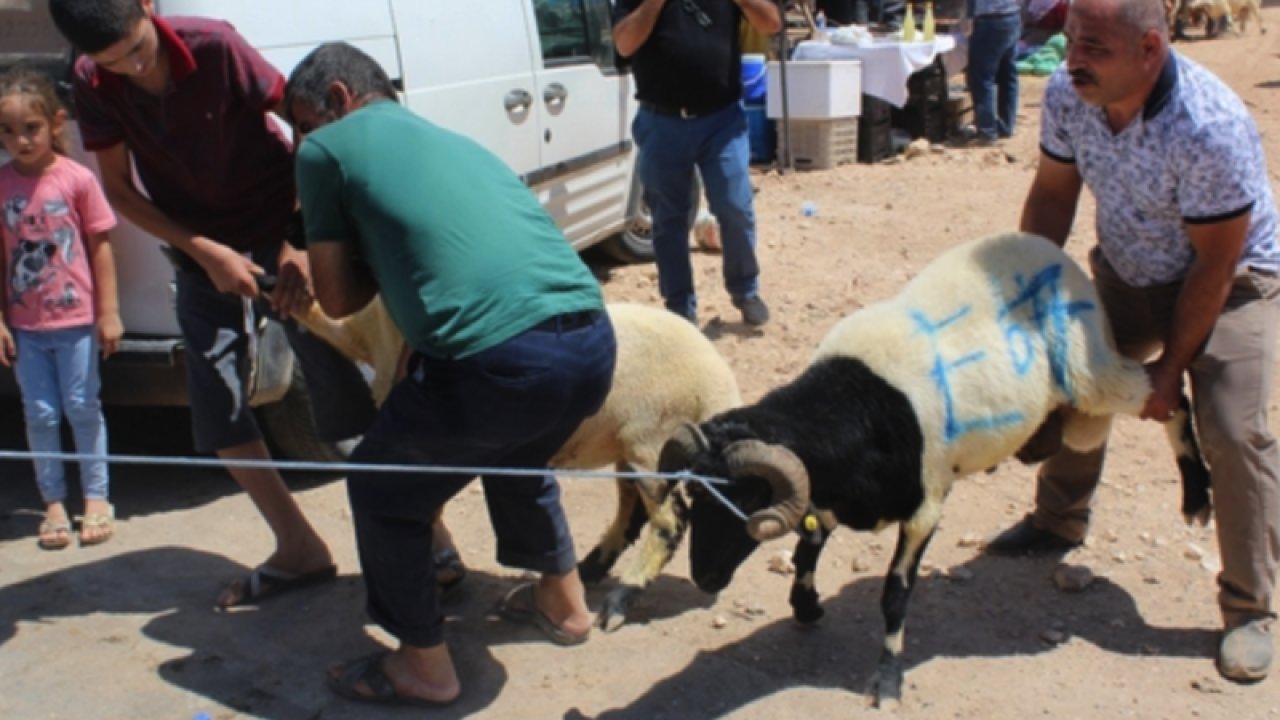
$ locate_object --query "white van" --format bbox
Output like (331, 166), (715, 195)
(0, 0), (653, 459)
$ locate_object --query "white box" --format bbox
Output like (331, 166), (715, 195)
(766, 60), (861, 120)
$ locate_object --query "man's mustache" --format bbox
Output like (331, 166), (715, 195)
(1070, 69), (1097, 84)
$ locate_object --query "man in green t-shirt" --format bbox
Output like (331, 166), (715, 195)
(286, 42), (617, 707)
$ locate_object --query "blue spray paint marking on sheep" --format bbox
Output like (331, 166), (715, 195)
(911, 261), (1098, 445)
(996, 263), (1096, 403)
(911, 307), (1025, 443)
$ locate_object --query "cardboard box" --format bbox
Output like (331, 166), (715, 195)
(766, 60), (862, 120)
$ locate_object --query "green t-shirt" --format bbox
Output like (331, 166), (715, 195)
(296, 100), (603, 359)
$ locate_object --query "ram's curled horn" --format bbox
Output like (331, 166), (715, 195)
(724, 440), (810, 541)
(658, 422), (710, 474)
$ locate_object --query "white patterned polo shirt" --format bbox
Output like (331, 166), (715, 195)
(1040, 51), (1280, 287)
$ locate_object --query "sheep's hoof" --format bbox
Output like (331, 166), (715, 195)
(791, 603), (825, 626)
(869, 653), (905, 710)
(598, 585), (640, 632)
(1182, 502), (1212, 528)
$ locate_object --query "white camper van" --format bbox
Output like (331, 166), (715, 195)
(0, 0), (652, 459)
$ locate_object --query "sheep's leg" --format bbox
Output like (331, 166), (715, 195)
(579, 474), (648, 584)
(1165, 394), (1212, 526)
(872, 521), (936, 709)
(789, 526), (831, 625)
(599, 478), (688, 632)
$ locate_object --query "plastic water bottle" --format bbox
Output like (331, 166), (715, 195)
(814, 10), (829, 41)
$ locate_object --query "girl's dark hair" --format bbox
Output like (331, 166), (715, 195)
(49, 0), (147, 55)
(284, 42), (397, 123)
(0, 68), (68, 154)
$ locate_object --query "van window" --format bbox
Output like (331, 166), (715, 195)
(533, 0), (618, 72)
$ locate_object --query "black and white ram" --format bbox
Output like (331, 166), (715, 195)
(658, 232), (1210, 708)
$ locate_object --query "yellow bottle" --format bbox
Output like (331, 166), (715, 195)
(902, 2), (917, 42)
(922, 1), (936, 41)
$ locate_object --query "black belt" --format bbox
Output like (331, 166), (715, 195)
(529, 310), (602, 333)
(638, 100), (727, 119)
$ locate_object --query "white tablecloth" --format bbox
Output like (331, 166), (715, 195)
(792, 35), (959, 108)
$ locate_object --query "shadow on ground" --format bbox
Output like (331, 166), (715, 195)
(0, 398), (341, 541)
(576, 551), (1217, 719)
(0, 546), (523, 718)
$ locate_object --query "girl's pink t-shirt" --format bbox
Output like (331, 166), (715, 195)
(0, 157), (117, 331)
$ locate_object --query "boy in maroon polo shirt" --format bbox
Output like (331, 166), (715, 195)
(49, 0), (376, 608)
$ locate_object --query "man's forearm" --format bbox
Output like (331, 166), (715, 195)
(614, 0), (667, 57)
(737, 0), (782, 33)
(102, 179), (216, 263)
(1019, 188), (1078, 247)
(1160, 259), (1237, 374)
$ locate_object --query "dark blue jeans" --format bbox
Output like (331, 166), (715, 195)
(346, 311), (616, 647)
(966, 12), (1022, 141)
(633, 102), (761, 318)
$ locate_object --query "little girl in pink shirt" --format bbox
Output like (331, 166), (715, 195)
(0, 68), (121, 549)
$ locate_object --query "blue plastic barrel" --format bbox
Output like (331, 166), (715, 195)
(742, 53), (767, 104)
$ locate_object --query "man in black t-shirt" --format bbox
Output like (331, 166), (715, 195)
(613, 0), (780, 327)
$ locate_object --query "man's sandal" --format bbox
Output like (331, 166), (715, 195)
(37, 520), (72, 550)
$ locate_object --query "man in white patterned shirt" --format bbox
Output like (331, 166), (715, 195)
(985, 0), (1279, 683)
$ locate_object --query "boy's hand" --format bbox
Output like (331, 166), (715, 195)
(98, 312), (123, 359)
(200, 241), (266, 297)
(272, 244), (315, 316)
(0, 326), (13, 367)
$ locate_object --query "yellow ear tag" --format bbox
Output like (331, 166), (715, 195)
(803, 514), (819, 533)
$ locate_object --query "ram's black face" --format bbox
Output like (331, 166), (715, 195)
(687, 474), (773, 593)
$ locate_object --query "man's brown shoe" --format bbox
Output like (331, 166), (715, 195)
(984, 515), (1082, 557)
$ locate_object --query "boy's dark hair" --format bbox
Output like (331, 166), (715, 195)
(284, 42), (397, 123)
(48, 0), (147, 55)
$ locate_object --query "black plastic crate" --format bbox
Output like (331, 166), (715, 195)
(892, 98), (948, 143)
(861, 94), (894, 125)
(906, 59), (947, 102)
(857, 116), (894, 163)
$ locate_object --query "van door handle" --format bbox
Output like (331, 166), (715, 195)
(504, 89), (533, 112)
(543, 83), (568, 107)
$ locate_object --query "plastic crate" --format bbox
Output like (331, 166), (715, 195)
(777, 117), (859, 170)
(858, 116), (894, 163)
(861, 95), (894, 125)
(893, 95), (949, 143)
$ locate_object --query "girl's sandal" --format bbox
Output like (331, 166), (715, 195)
(78, 505), (115, 547)
(37, 520), (73, 551)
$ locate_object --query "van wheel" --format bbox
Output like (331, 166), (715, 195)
(257, 365), (358, 466)
(602, 175), (701, 264)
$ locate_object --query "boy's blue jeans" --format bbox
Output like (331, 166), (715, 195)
(966, 12), (1022, 141)
(14, 326), (109, 503)
(633, 102), (761, 318)
(345, 311), (616, 647)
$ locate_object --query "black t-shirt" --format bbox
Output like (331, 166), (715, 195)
(613, 0), (743, 113)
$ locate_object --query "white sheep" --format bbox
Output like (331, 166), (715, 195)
(660, 232), (1209, 708)
(288, 299), (741, 630)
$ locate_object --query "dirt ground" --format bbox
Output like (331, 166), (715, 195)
(5, 18), (1280, 720)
